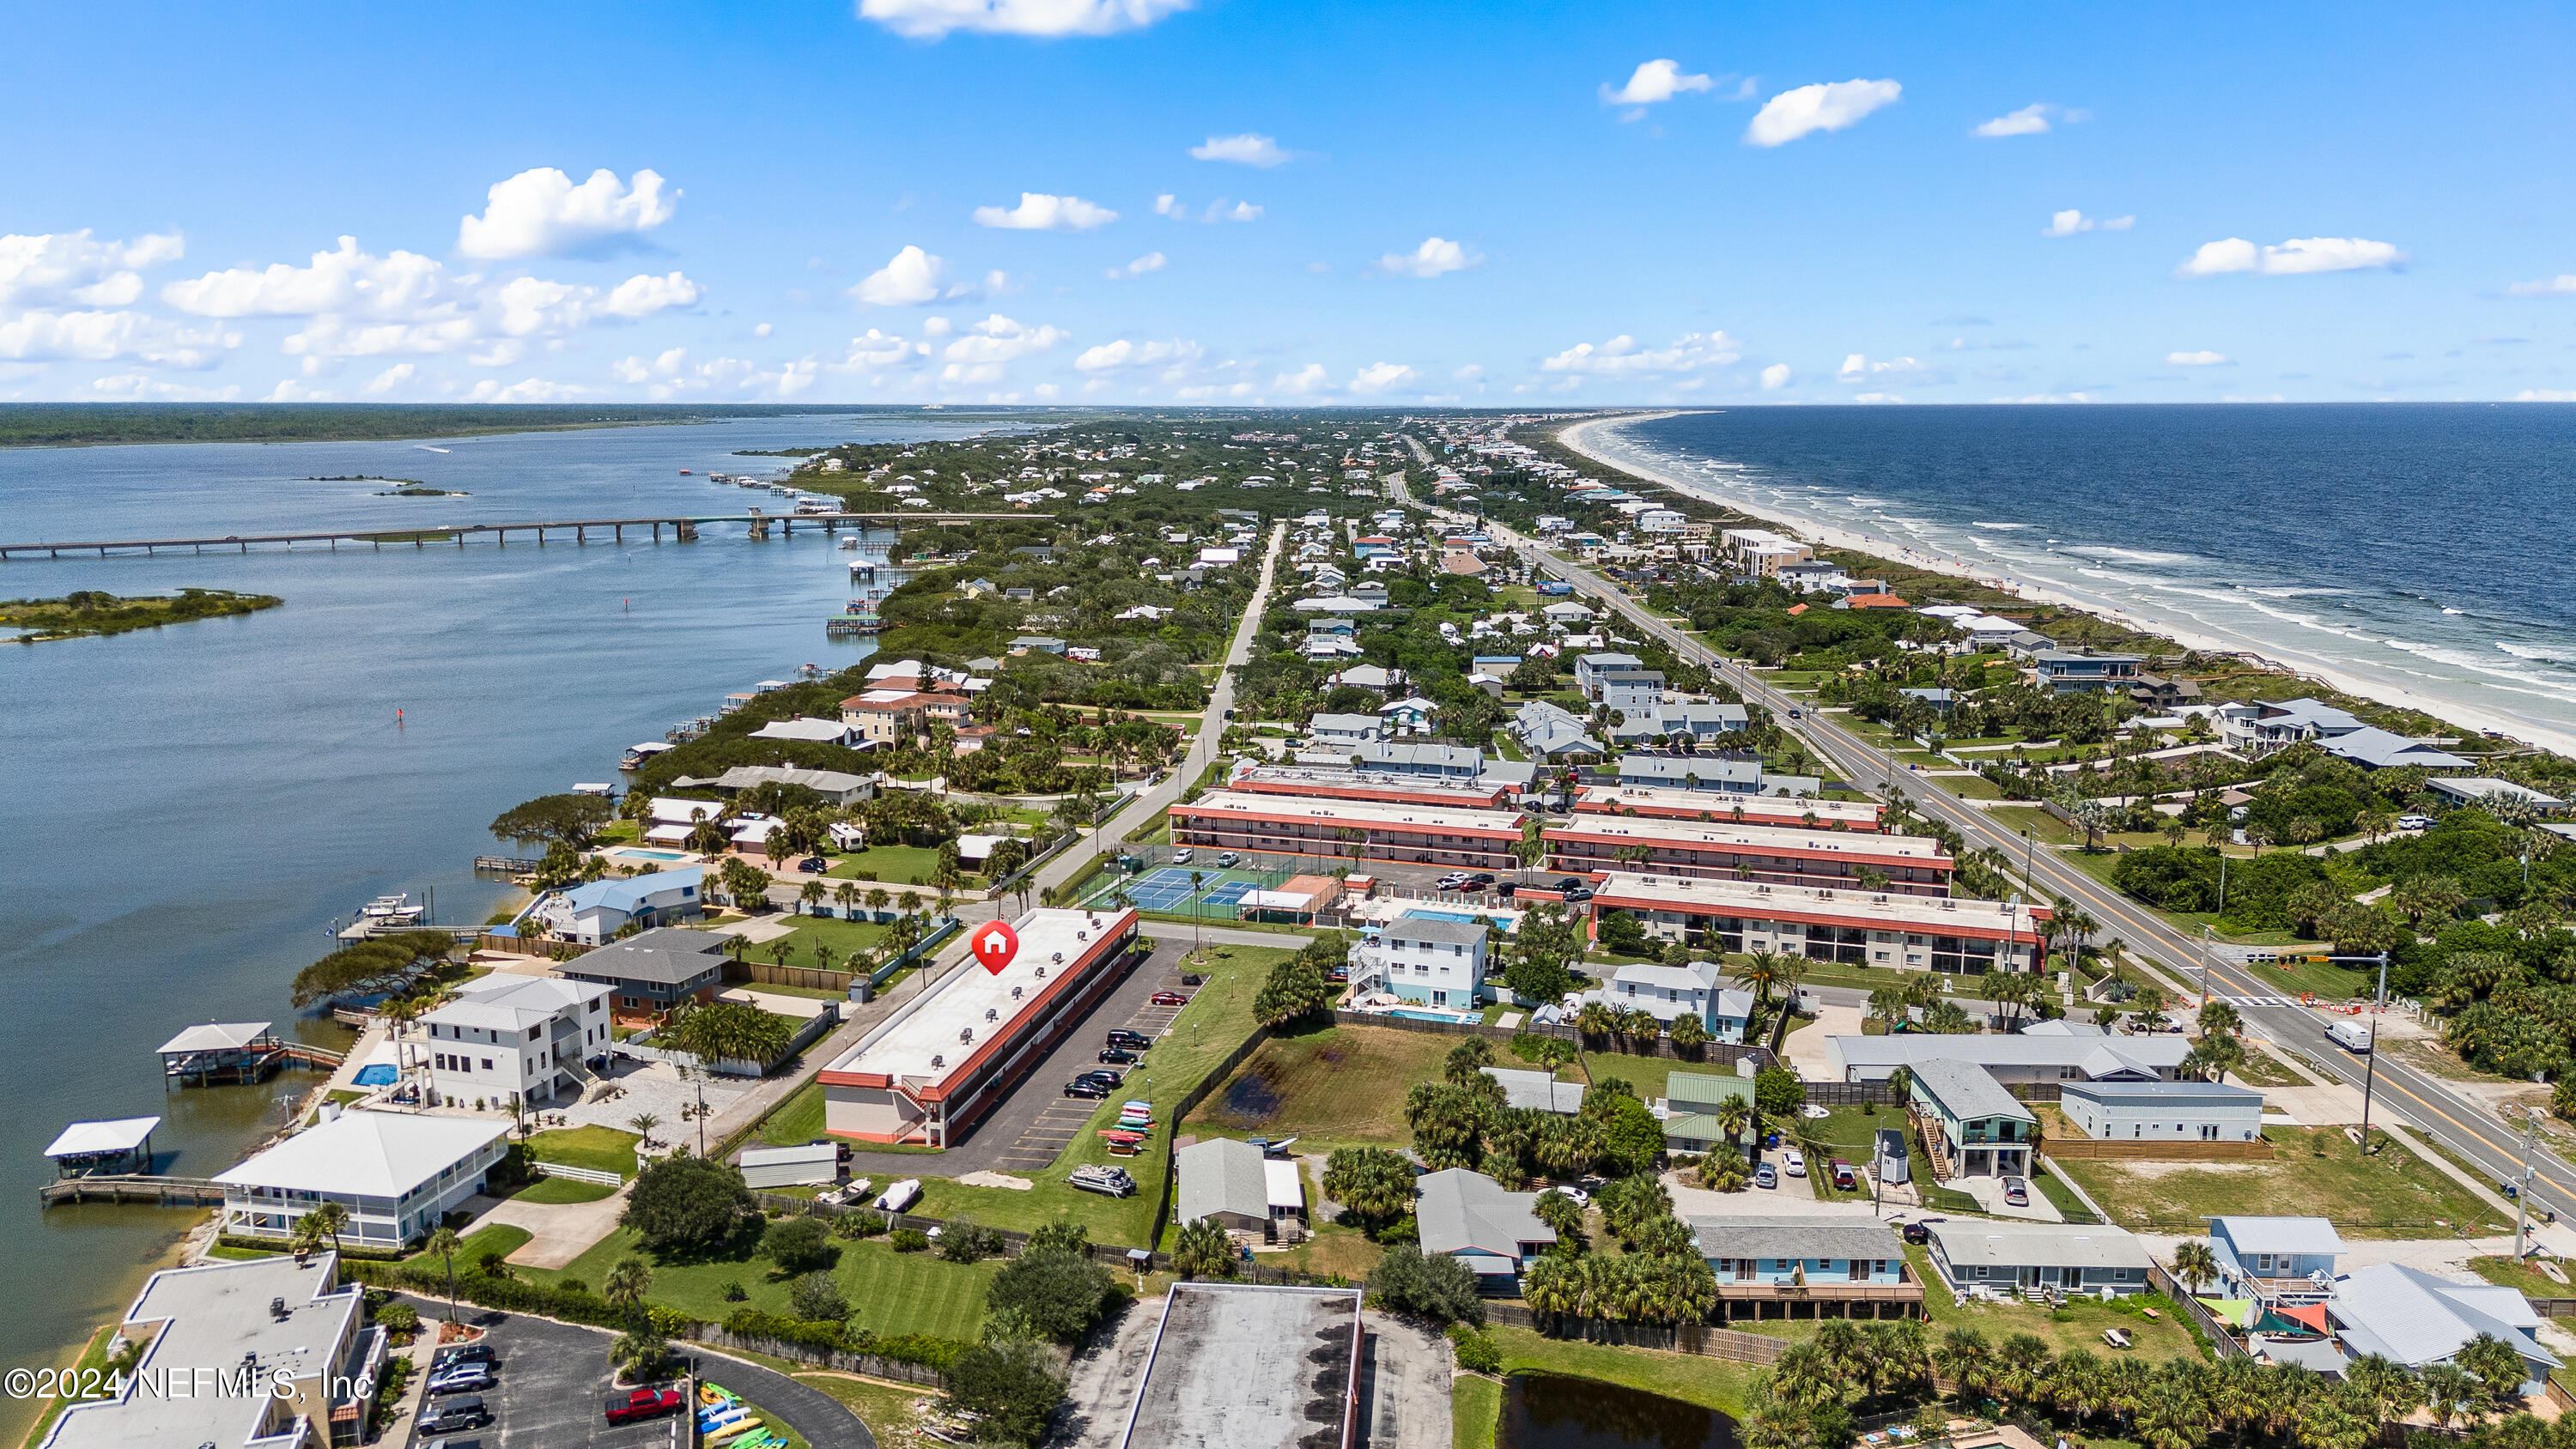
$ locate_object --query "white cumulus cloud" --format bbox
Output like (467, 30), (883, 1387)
(1745, 79), (1900, 147)
(1759, 362), (1791, 390)
(1377, 237), (1479, 278)
(1074, 337), (1200, 371)
(850, 246), (1006, 306)
(1273, 362), (1330, 396)
(971, 192), (1118, 231)
(1151, 195), (1260, 223)
(0, 309), (234, 367)
(1105, 252), (1167, 280)
(2512, 389), (2576, 402)
(457, 168), (677, 260)
(858, 0), (1190, 39)
(1601, 59), (1713, 107)
(468, 377), (589, 403)
(2176, 236), (2404, 277)
(1190, 133), (1288, 167)
(2042, 209), (2134, 238)
(1540, 331), (1741, 375)
(1838, 354), (1936, 382)
(2166, 350), (2231, 367)
(364, 362), (416, 394)
(87, 373), (239, 401)
(2506, 276), (2576, 297)
(1972, 103), (2085, 138)
(0, 230), (186, 309)
(937, 313), (1064, 385)
(1347, 361), (1418, 395)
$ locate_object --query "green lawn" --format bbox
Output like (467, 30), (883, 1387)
(513, 1174), (619, 1204)
(760, 1080), (827, 1147)
(526, 1228), (996, 1341)
(1866, 1247), (2202, 1362)
(1487, 1325), (1763, 1416)
(752, 914), (893, 967)
(2054, 1126), (2504, 1238)
(826, 846), (950, 886)
(408, 1223), (533, 1270)
(2469, 1255), (2576, 1301)
(787, 1373), (928, 1446)
(1453, 1373), (1501, 1449)
(523, 1125), (643, 1180)
(19, 1325), (112, 1449)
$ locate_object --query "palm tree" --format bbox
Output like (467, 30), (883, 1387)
(1740, 950), (1783, 1006)
(1934, 1326), (1994, 1401)
(1715, 1096), (1753, 1158)
(424, 1226), (462, 1323)
(2171, 1237), (2221, 1296)
(864, 886), (891, 920)
(798, 879), (825, 915)
(604, 1254), (653, 1331)
(1668, 1013), (1708, 1060)
(304, 1200), (349, 1259)
(1573, 1000), (1614, 1047)
(628, 1113), (660, 1149)
(833, 880), (859, 919)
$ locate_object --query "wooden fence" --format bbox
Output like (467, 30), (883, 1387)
(2146, 1264), (2245, 1359)
(729, 959), (854, 993)
(1800, 1081), (1907, 1107)
(2043, 1138), (2273, 1161)
(1482, 1304), (1785, 1364)
(1327, 1009), (1777, 1071)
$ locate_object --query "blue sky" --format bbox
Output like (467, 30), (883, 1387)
(7, 0), (2576, 406)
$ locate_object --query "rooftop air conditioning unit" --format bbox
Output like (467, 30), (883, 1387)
(932, 1053), (945, 1068)
(1052, 953), (1065, 964)
(959, 1028), (974, 1044)
(1036, 966), (1047, 978)
(985, 1008), (999, 1022)
(1012, 986), (1024, 999)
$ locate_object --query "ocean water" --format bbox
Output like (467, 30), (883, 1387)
(0, 413), (983, 1442)
(1589, 405), (2576, 752)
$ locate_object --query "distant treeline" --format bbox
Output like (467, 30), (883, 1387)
(0, 403), (893, 449)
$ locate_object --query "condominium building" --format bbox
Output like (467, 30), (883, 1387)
(1585, 871), (2046, 973)
(1543, 815), (1952, 895)
(1170, 791), (1526, 873)
(1575, 784), (1883, 832)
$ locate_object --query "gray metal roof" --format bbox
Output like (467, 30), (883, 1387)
(1926, 1222), (2153, 1271)
(2061, 1080), (2264, 1107)
(1481, 1067), (1584, 1114)
(1830, 1033), (2191, 1080)
(1910, 1056), (2035, 1124)
(1415, 1168), (1553, 1260)
(2330, 1263), (2560, 1371)
(565, 927), (731, 986)
(2213, 1216), (2347, 1258)
(1687, 1216), (1905, 1263)
(1177, 1137), (1273, 1222)
(1385, 916), (1487, 948)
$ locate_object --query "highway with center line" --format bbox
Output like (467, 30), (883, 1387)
(1393, 440), (2576, 1234)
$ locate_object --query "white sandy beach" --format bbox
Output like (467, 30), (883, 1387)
(1558, 412), (2576, 760)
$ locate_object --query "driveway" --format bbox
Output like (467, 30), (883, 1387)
(1951, 1173), (2063, 1222)
(1781, 1004), (1862, 1082)
(465, 1186), (633, 1271)
(1666, 1168), (1886, 1221)
(397, 1297), (875, 1449)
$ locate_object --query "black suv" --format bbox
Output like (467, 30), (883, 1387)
(1463, 872), (1497, 890)
(419, 1396), (491, 1434)
(1064, 1078), (1113, 1099)
(1105, 1029), (1152, 1051)
(432, 1344), (495, 1370)
(1098, 1047), (1139, 1065)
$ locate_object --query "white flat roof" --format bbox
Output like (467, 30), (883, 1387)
(46, 1117), (161, 1158)
(1577, 784), (1883, 823)
(825, 907), (1134, 1094)
(215, 1110), (509, 1198)
(1178, 790), (1524, 836)
(1590, 871), (2044, 939)
(740, 1143), (839, 1167)
(1546, 816), (1949, 865)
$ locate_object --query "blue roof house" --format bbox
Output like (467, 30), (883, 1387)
(528, 866), (703, 947)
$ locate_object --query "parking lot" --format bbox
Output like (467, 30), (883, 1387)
(837, 931), (1200, 1179)
(400, 1300), (873, 1448)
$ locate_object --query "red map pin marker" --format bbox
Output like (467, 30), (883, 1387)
(972, 921), (1021, 975)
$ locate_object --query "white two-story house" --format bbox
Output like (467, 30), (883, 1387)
(214, 1109), (510, 1250)
(416, 974), (613, 1108)
(1353, 915), (1489, 1009)
(1574, 960), (1753, 1042)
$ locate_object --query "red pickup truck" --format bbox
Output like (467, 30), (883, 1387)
(603, 1387), (683, 1425)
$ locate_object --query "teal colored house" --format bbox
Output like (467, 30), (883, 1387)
(1908, 1057), (2035, 1179)
(1687, 1215), (1924, 1320)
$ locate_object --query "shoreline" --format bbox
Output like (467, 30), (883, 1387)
(1556, 412), (2576, 761)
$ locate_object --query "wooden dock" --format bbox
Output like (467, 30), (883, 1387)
(0, 512), (1036, 561)
(38, 1174), (226, 1209)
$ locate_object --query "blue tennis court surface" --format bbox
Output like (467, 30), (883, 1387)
(1122, 868), (1259, 909)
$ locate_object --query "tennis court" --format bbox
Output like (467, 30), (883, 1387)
(1121, 867), (1262, 910)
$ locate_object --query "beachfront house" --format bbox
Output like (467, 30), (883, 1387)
(1353, 916), (1489, 1009)
(2210, 1216), (2346, 1308)
(40, 1253), (384, 1449)
(416, 973), (613, 1107)
(1907, 1057), (2036, 1179)
(2027, 649), (2143, 694)
(525, 865), (702, 945)
(1416, 1167), (1555, 1282)
(1923, 1221), (2155, 1298)
(215, 1109), (511, 1248)
(559, 925), (731, 1024)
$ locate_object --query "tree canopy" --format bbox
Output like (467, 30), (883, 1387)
(488, 792), (614, 851)
(619, 1155), (756, 1255)
(289, 932), (451, 1007)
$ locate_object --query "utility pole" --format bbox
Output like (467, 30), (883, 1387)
(2200, 925), (2215, 1007)
(2516, 1108), (2539, 1258)
(2355, 951), (2391, 1154)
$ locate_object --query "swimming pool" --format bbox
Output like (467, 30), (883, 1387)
(352, 1064), (397, 1087)
(611, 847), (692, 861)
(1401, 908), (1485, 924)
(1384, 1008), (1483, 1025)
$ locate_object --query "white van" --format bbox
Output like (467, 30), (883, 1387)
(2325, 1019), (2373, 1053)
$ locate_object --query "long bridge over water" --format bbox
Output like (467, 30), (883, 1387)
(0, 512), (1032, 560)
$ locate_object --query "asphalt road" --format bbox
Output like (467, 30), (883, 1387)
(1406, 475), (2576, 1232)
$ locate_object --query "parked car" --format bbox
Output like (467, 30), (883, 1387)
(2001, 1176), (2030, 1207)
(604, 1387), (684, 1425)
(1435, 871), (1473, 890)
(1497, 882), (1518, 899)
(1098, 1048), (1139, 1065)
(1900, 1220), (1935, 1245)
(1075, 1068), (1124, 1087)
(418, 1397), (490, 1434)
(1105, 1029), (1152, 1050)
(1552, 876), (1589, 893)
(2398, 813), (2433, 830)
(1150, 990), (1188, 1006)
(1464, 872), (1497, 889)
(1753, 1162), (1778, 1190)
(1783, 1149), (1807, 1178)
(798, 856), (829, 874)
(1831, 1159), (1859, 1191)
(1545, 1185), (1590, 1207)
(427, 1366), (493, 1397)
(433, 1344), (496, 1370)
(1562, 886), (1595, 904)
(1064, 1079), (1114, 1099)
(1171, 848), (1194, 864)
(1218, 852), (1241, 867)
